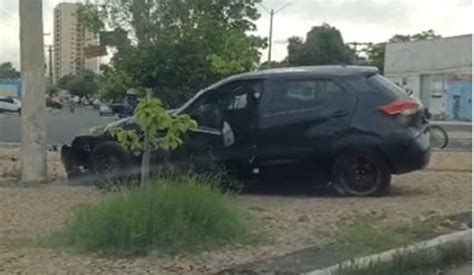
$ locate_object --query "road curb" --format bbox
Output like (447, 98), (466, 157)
(304, 229), (472, 275)
(0, 143), (60, 151)
(432, 121), (472, 126)
(0, 142), (20, 148)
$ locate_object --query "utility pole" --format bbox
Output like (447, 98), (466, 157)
(19, 0), (47, 183)
(267, 9), (274, 64)
(348, 42), (372, 65)
(43, 33), (53, 84)
(260, 3), (291, 64)
(48, 45), (53, 85)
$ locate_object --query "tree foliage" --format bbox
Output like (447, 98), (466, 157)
(389, 29), (441, 43)
(0, 62), (20, 80)
(81, 0), (266, 107)
(285, 24), (352, 66)
(109, 96), (197, 184)
(365, 43), (386, 73)
(57, 70), (99, 97)
(110, 98), (197, 152)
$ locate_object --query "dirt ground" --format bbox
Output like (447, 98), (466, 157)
(0, 148), (471, 274)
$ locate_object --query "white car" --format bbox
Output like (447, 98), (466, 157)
(99, 104), (113, 116)
(0, 97), (22, 114)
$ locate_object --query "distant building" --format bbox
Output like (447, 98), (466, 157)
(384, 34), (472, 121)
(53, 2), (100, 83)
(0, 80), (22, 99)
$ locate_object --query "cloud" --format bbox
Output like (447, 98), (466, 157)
(256, 0), (473, 60)
(0, 0), (472, 66)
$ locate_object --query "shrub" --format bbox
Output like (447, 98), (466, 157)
(58, 176), (253, 255)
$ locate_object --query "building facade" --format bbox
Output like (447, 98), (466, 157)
(384, 35), (472, 121)
(53, 2), (100, 83)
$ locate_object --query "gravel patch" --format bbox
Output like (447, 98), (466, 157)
(0, 149), (471, 274)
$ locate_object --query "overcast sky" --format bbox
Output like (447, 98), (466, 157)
(0, 0), (472, 69)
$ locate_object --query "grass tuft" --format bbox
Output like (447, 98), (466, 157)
(54, 175), (254, 256)
(334, 241), (471, 275)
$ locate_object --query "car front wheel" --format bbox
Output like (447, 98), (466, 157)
(331, 149), (391, 196)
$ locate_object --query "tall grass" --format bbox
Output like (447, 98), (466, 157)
(58, 175), (253, 255)
(335, 241), (471, 275)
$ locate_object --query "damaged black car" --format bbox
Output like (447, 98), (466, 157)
(61, 66), (431, 196)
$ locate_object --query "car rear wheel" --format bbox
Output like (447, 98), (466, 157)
(90, 142), (134, 190)
(331, 149), (391, 196)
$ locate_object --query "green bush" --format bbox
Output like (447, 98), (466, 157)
(59, 176), (253, 255)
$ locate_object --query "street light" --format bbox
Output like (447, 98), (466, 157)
(260, 3), (292, 64)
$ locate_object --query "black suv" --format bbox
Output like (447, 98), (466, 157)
(61, 66), (431, 196)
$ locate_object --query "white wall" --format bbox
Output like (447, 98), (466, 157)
(384, 35), (472, 75)
(387, 74), (421, 99)
(384, 35), (472, 119)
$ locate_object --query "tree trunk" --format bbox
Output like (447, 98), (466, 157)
(140, 89), (152, 186)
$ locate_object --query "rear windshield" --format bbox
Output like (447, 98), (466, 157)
(367, 74), (408, 98)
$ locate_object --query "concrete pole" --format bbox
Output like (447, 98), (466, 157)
(48, 45), (53, 85)
(19, 0), (48, 183)
(267, 9), (274, 64)
(261, 3), (290, 65)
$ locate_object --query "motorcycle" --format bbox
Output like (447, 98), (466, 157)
(405, 88), (448, 149)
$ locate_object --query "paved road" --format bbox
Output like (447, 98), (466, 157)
(0, 107), (115, 145)
(0, 110), (471, 150)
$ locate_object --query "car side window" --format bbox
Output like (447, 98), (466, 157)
(187, 91), (222, 129)
(266, 79), (344, 114)
(186, 80), (263, 130)
(222, 80), (263, 110)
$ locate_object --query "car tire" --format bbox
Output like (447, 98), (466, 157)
(61, 145), (85, 182)
(331, 149), (391, 197)
(90, 142), (134, 190)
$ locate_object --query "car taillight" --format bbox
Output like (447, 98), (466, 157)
(379, 100), (421, 116)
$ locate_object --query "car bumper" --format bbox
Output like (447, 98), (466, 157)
(391, 131), (431, 174)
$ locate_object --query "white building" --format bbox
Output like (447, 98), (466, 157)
(384, 35), (472, 120)
(53, 2), (100, 83)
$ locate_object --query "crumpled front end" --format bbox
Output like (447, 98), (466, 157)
(60, 135), (105, 179)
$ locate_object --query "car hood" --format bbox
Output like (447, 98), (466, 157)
(102, 108), (177, 132)
(104, 117), (135, 132)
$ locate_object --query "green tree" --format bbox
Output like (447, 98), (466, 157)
(57, 74), (75, 90)
(365, 43), (386, 73)
(57, 70), (99, 97)
(80, 0), (266, 107)
(286, 24), (352, 66)
(258, 60), (287, 70)
(110, 96), (197, 185)
(0, 62), (21, 80)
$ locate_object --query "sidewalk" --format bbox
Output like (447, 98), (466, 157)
(432, 120), (472, 126)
